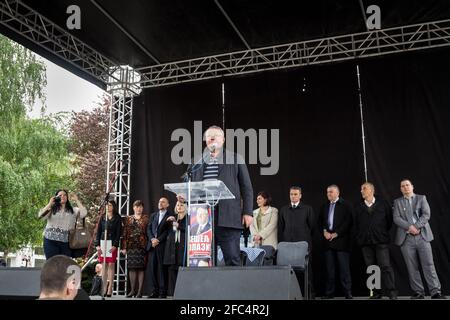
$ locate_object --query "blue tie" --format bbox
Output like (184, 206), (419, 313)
(328, 202), (335, 230)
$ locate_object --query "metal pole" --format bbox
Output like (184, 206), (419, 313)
(222, 82), (226, 131)
(356, 64), (368, 182)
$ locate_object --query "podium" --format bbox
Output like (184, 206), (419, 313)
(165, 180), (235, 266)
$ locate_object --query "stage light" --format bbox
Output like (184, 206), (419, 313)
(107, 65), (142, 97)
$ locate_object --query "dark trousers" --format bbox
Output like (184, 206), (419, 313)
(167, 265), (179, 296)
(324, 249), (352, 296)
(361, 244), (396, 295)
(149, 246), (167, 296)
(215, 227), (241, 266)
(44, 237), (71, 259)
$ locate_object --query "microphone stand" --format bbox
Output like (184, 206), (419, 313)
(87, 159), (128, 296)
(181, 153), (206, 267)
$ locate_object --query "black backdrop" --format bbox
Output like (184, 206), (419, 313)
(130, 49), (450, 296)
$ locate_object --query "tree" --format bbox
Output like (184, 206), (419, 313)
(0, 35), (46, 122)
(69, 95), (110, 218)
(0, 116), (75, 254)
(0, 35), (74, 255)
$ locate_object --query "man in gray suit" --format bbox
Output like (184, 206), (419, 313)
(393, 179), (446, 299)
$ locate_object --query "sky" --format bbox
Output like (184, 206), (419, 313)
(29, 56), (106, 118)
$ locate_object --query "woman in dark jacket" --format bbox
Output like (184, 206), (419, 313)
(94, 199), (122, 297)
(163, 201), (187, 296)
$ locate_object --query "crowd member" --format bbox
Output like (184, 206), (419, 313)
(38, 255), (80, 300)
(38, 190), (87, 259)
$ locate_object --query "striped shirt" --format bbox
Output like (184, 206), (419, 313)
(203, 158), (219, 180)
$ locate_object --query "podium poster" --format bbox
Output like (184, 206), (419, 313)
(188, 204), (213, 267)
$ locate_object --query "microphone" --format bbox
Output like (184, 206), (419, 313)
(181, 153), (206, 180)
(210, 143), (217, 153)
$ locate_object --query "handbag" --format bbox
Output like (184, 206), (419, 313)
(69, 212), (93, 249)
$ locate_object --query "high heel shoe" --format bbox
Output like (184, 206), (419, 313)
(126, 292), (135, 298)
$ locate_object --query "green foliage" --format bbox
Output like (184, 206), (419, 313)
(0, 116), (75, 252)
(0, 35), (74, 253)
(0, 35), (46, 121)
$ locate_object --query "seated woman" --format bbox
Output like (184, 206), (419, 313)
(163, 201), (187, 296)
(250, 191), (278, 250)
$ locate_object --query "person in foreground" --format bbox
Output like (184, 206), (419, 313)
(38, 255), (80, 300)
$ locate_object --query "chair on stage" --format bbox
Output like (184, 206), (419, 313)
(276, 241), (310, 300)
(259, 245), (276, 266)
(241, 247), (266, 266)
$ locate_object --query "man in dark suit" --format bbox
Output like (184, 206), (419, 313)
(190, 206), (212, 235)
(146, 197), (173, 298)
(278, 186), (314, 246)
(393, 179), (445, 299)
(355, 182), (397, 299)
(320, 184), (353, 299)
(186, 125), (253, 266)
(278, 186), (315, 297)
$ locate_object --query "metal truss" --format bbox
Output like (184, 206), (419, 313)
(105, 66), (141, 295)
(0, 0), (117, 86)
(106, 90), (132, 296)
(137, 19), (450, 88)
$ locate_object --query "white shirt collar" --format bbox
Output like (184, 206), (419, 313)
(404, 193), (415, 200)
(364, 196), (376, 207)
(330, 197), (339, 204)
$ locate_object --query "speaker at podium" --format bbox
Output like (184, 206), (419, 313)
(174, 266), (302, 300)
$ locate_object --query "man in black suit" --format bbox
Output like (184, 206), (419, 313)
(278, 186), (315, 297)
(146, 197), (173, 298)
(278, 186), (315, 246)
(185, 125), (253, 266)
(355, 182), (397, 299)
(320, 184), (353, 299)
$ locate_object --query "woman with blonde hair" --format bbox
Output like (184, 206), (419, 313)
(163, 201), (187, 296)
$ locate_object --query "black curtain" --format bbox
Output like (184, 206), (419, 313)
(131, 49), (450, 296)
(359, 48), (450, 295)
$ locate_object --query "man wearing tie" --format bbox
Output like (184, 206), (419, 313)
(190, 207), (211, 235)
(278, 186), (315, 297)
(393, 179), (446, 299)
(147, 197), (173, 298)
(320, 185), (353, 299)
